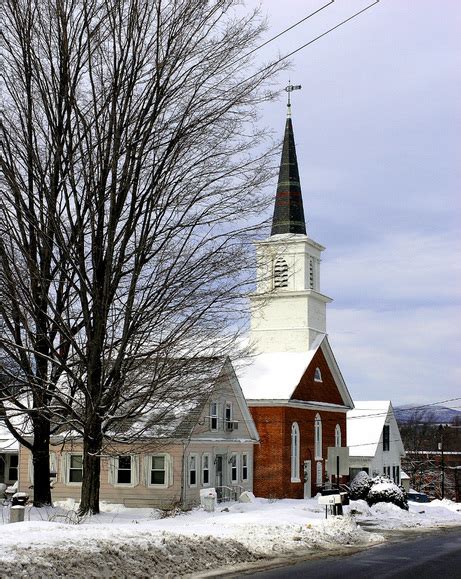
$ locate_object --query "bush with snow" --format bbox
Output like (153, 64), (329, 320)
(349, 471), (373, 500)
(367, 480), (408, 511)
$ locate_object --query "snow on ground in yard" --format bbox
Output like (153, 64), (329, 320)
(350, 497), (461, 529)
(0, 497), (460, 578)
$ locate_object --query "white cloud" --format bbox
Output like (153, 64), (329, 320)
(327, 305), (461, 407)
(323, 231), (461, 307)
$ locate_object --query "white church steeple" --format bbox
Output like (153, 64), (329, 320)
(249, 97), (332, 353)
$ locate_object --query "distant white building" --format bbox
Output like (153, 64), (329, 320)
(347, 401), (405, 484)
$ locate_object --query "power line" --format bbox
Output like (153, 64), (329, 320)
(236, 0), (380, 89)
(227, 0), (335, 68)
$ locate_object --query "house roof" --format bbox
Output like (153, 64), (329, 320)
(236, 335), (353, 408)
(347, 400), (403, 457)
(0, 423), (19, 453)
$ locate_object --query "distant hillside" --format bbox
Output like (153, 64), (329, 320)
(395, 405), (461, 425)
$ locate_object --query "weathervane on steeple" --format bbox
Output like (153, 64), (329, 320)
(285, 82), (301, 116)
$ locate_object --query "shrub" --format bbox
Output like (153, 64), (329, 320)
(349, 471), (373, 500)
(367, 479), (408, 511)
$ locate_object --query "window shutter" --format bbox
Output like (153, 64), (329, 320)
(108, 457), (116, 485)
(167, 455), (174, 487)
(28, 455), (34, 484)
(132, 455), (140, 487)
(61, 454), (69, 484)
(49, 452), (57, 476)
(143, 455), (151, 486)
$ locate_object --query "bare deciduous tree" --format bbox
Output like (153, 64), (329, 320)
(1, 0), (283, 513)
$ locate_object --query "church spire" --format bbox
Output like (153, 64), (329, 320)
(271, 84), (306, 236)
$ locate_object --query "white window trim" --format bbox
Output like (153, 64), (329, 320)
(146, 453), (171, 488)
(65, 453), (83, 486)
(202, 453), (211, 487)
(188, 453), (198, 488)
(210, 401), (219, 431)
(109, 455), (139, 487)
(314, 413), (322, 460)
(224, 401), (233, 427)
(229, 453), (239, 484)
(28, 452), (58, 485)
(335, 424), (342, 448)
(241, 453), (249, 482)
(291, 422), (300, 483)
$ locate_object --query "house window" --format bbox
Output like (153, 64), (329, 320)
(335, 424), (341, 448)
(291, 422), (300, 482)
(8, 455), (18, 481)
(316, 461), (323, 486)
(210, 401), (218, 431)
(189, 454), (198, 487)
(149, 455), (169, 486)
(314, 414), (322, 459)
(202, 454), (210, 486)
(116, 456), (132, 484)
(274, 258), (288, 288)
(384, 466), (391, 478)
(392, 465), (400, 484)
(383, 424), (390, 451)
(224, 402), (232, 428)
(68, 454), (83, 483)
(314, 367), (322, 382)
(242, 453), (248, 482)
(230, 454), (238, 483)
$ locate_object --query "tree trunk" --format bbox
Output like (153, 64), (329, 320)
(32, 416), (51, 506)
(79, 419), (103, 515)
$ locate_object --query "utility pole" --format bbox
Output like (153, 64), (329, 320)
(438, 425), (445, 499)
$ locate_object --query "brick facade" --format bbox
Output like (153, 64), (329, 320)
(251, 405), (346, 498)
(291, 348), (344, 405)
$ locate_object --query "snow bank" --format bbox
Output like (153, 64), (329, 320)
(0, 497), (460, 577)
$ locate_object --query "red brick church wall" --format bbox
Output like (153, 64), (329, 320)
(251, 405), (347, 498)
(291, 348), (344, 406)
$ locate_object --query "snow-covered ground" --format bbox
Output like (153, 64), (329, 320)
(0, 497), (460, 578)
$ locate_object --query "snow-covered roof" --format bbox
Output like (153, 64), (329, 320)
(347, 401), (392, 457)
(236, 335), (353, 409)
(0, 423), (19, 453)
(236, 350), (317, 400)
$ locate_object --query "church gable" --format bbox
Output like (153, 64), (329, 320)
(290, 347), (344, 405)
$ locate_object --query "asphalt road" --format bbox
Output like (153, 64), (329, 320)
(238, 527), (461, 579)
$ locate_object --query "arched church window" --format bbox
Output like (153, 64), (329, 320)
(274, 258), (288, 288)
(314, 413), (322, 459)
(335, 424), (342, 447)
(314, 367), (322, 382)
(291, 422), (300, 481)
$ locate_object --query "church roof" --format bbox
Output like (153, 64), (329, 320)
(237, 335), (353, 409)
(271, 105), (307, 236)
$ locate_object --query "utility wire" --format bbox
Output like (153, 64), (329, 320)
(227, 0), (335, 68)
(237, 0), (380, 89)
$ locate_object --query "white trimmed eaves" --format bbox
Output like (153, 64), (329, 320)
(247, 399), (350, 412)
(223, 357), (260, 443)
(320, 336), (354, 409)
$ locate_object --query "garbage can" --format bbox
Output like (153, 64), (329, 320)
(12, 492), (29, 507)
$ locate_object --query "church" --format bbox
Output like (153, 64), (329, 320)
(238, 92), (354, 499)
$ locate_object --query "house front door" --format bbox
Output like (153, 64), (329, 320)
(215, 455), (224, 488)
(303, 460), (312, 499)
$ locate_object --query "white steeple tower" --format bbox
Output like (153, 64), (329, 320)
(249, 94), (332, 353)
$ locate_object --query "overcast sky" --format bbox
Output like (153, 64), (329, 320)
(247, 0), (460, 408)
